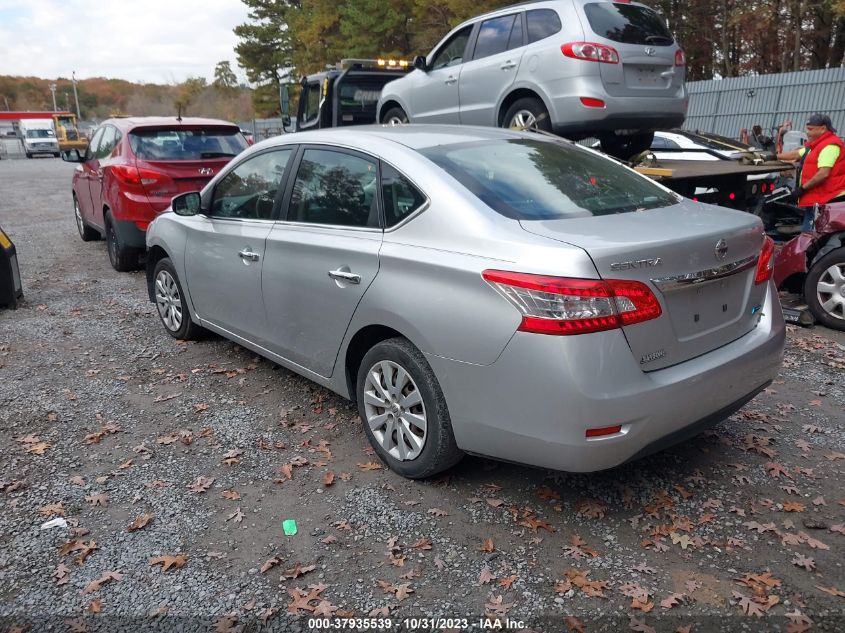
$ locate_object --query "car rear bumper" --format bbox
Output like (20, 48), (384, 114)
(112, 217), (147, 249)
(427, 282), (785, 473)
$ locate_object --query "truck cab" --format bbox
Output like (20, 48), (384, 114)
(19, 119), (60, 158)
(294, 59), (412, 132)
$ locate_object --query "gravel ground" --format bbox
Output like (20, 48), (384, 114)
(0, 158), (843, 633)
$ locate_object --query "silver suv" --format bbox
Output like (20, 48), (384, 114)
(377, 0), (687, 157)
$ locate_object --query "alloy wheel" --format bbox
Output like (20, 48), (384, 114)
(155, 270), (184, 332)
(816, 262), (845, 322)
(386, 116), (406, 126)
(363, 360), (427, 461)
(509, 110), (537, 130)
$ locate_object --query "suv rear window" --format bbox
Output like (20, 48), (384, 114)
(420, 139), (677, 220)
(583, 3), (673, 45)
(129, 127), (246, 160)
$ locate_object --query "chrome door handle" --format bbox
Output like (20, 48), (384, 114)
(238, 249), (260, 262)
(328, 269), (361, 284)
(444, 76), (457, 85)
(500, 61), (517, 70)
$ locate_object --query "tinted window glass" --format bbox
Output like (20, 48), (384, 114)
(526, 9), (562, 43)
(25, 129), (55, 139)
(289, 149), (379, 227)
(87, 128), (105, 158)
(507, 13), (524, 50)
(210, 149), (293, 220)
(129, 127), (246, 160)
(337, 78), (392, 126)
(583, 3), (673, 45)
(474, 15), (516, 60)
(381, 163), (427, 227)
(431, 26), (472, 69)
(97, 127), (119, 159)
(300, 82), (321, 124)
(420, 139), (678, 220)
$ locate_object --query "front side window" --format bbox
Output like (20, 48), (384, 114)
(210, 149), (293, 220)
(289, 149), (379, 228)
(583, 3), (674, 45)
(87, 128), (105, 159)
(420, 139), (678, 220)
(129, 127), (246, 160)
(507, 13), (524, 50)
(381, 163), (427, 227)
(431, 26), (473, 70)
(474, 15), (517, 60)
(526, 9), (562, 43)
(300, 82), (321, 124)
(96, 127), (119, 159)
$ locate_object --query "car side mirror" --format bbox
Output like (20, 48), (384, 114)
(171, 191), (202, 216)
(61, 149), (85, 163)
(413, 55), (427, 72)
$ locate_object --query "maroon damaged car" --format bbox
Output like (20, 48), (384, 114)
(63, 117), (247, 271)
(773, 201), (845, 330)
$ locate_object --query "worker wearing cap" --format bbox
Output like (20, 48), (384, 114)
(777, 114), (845, 228)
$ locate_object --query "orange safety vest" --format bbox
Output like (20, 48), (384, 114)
(799, 130), (845, 206)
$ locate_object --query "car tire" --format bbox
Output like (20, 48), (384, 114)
(599, 131), (655, 160)
(105, 213), (140, 272)
(25, 152), (32, 159)
(804, 247), (845, 330)
(73, 195), (99, 242)
(54, 153), (60, 158)
(152, 257), (205, 340)
(382, 106), (409, 125)
(356, 337), (463, 479)
(502, 97), (553, 132)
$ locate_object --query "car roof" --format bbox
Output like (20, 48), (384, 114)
(100, 116), (240, 131)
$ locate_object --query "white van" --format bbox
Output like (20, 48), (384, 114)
(19, 119), (60, 158)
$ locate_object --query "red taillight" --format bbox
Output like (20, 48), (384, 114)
(111, 165), (163, 187)
(675, 49), (686, 66)
(482, 270), (662, 336)
(728, 192), (736, 200)
(580, 97), (606, 108)
(755, 236), (775, 285)
(586, 425), (623, 438)
(562, 42), (619, 64)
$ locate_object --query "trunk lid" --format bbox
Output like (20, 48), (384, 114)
(135, 158), (230, 212)
(520, 203), (768, 370)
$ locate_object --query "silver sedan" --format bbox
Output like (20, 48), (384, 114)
(145, 125), (785, 478)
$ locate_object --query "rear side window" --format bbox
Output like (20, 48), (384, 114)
(474, 14), (517, 60)
(289, 149), (380, 228)
(526, 9), (562, 43)
(420, 139), (677, 220)
(129, 127), (246, 160)
(381, 163), (426, 227)
(583, 3), (674, 45)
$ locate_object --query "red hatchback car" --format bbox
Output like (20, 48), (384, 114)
(64, 117), (247, 270)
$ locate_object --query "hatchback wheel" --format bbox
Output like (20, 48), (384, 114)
(73, 195), (99, 242)
(356, 338), (463, 479)
(503, 97), (552, 132)
(153, 257), (205, 340)
(804, 247), (845, 330)
(382, 106), (409, 126)
(105, 214), (140, 272)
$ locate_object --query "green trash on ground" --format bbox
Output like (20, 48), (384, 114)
(282, 519), (297, 536)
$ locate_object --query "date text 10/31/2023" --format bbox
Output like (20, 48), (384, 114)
(307, 617), (527, 630)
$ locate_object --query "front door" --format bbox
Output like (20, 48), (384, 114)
(183, 148), (295, 342)
(409, 25), (474, 124)
(88, 125), (120, 228)
(261, 147), (382, 377)
(76, 127), (104, 227)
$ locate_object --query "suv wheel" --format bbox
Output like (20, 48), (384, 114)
(382, 107), (408, 125)
(153, 257), (205, 340)
(600, 131), (655, 160)
(804, 247), (845, 330)
(503, 98), (552, 132)
(356, 338), (463, 479)
(105, 213), (140, 272)
(74, 195), (99, 242)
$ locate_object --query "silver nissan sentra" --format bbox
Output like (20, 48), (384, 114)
(145, 125), (785, 479)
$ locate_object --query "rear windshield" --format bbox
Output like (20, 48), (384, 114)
(420, 139), (678, 220)
(584, 3), (674, 46)
(129, 127), (247, 160)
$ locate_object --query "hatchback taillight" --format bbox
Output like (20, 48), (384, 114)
(675, 49), (686, 66)
(562, 42), (619, 64)
(754, 236), (775, 285)
(482, 270), (662, 335)
(111, 165), (163, 187)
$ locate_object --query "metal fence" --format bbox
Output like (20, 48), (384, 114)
(0, 137), (25, 159)
(684, 68), (845, 140)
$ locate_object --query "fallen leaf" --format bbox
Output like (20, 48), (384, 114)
(785, 609), (813, 633)
(149, 554), (188, 572)
(222, 490), (241, 500)
(660, 594), (684, 609)
(479, 538), (495, 553)
(564, 616), (585, 633)
(83, 570), (124, 594)
(484, 594), (513, 615)
(187, 476), (214, 493)
(87, 599), (102, 613)
(226, 507), (245, 523)
(38, 503), (65, 517)
(53, 563), (71, 586)
(357, 461), (383, 471)
(628, 616), (656, 633)
(498, 574), (518, 589)
(260, 556), (281, 573)
(322, 471), (335, 487)
(486, 498), (504, 507)
(126, 513), (154, 532)
(783, 502), (805, 512)
(278, 463), (294, 481)
(479, 566), (495, 585)
(764, 462), (792, 479)
(815, 585), (845, 597)
(427, 508), (448, 517)
(410, 537), (432, 550)
(792, 554), (815, 571)
(283, 563), (317, 579)
(193, 403), (209, 413)
(575, 498), (607, 519)
(732, 591), (765, 617)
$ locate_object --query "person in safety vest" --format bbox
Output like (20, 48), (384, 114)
(776, 113), (845, 230)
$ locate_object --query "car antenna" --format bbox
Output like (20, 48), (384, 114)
(177, 104), (183, 123)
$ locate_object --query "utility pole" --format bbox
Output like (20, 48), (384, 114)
(65, 93), (71, 113)
(71, 71), (82, 118)
(49, 84), (58, 111)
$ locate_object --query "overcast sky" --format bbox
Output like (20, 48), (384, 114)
(0, 0), (251, 84)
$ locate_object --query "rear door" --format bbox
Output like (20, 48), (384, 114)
(459, 12), (525, 126)
(183, 148), (294, 341)
(261, 146), (382, 377)
(577, 1), (683, 98)
(410, 25), (474, 123)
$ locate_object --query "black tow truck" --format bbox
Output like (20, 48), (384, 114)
(290, 59), (412, 132)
